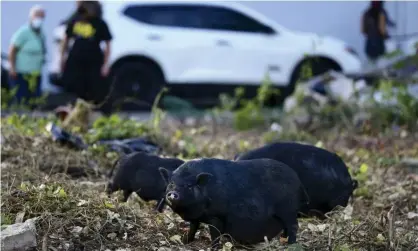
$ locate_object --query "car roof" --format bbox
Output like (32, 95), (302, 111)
(104, 1), (242, 8)
(102, 0), (285, 31)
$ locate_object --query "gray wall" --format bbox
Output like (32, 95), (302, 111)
(2, 1), (418, 92)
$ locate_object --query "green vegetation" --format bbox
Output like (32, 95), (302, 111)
(1, 53), (417, 250)
(1, 110), (417, 251)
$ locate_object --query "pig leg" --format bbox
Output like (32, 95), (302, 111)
(282, 217), (298, 244)
(207, 217), (224, 251)
(182, 221), (200, 244)
(122, 190), (133, 202)
(281, 228), (288, 238)
(274, 210), (299, 244)
(155, 198), (166, 213)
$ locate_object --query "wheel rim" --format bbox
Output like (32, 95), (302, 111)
(116, 69), (155, 107)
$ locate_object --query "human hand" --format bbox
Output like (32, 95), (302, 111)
(101, 65), (109, 77)
(60, 59), (66, 73)
(9, 68), (17, 79)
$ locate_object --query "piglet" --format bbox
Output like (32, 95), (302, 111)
(106, 152), (184, 212)
(159, 158), (308, 249)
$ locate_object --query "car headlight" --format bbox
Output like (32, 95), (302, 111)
(345, 46), (359, 57)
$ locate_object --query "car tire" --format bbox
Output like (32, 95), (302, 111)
(286, 58), (342, 98)
(106, 61), (165, 112)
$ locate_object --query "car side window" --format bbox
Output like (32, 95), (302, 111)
(123, 5), (204, 29)
(199, 6), (269, 33)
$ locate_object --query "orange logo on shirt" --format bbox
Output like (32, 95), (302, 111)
(73, 22), (96, 38)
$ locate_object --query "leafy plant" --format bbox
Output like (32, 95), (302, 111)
(1, 87), (48, 111)
(85, 114), (150, 143)
(368, 79), (418, 130)
(149, 87), (168, 134)
(214, 73), (281, 131)
(1, 113), (56, 136)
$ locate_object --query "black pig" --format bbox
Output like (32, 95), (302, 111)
(159, 158), (308, 249)
(235, 142), (358, 217)
(106, 152), (184, 212)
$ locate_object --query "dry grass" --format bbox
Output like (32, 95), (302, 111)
(1, 115), (418, 251)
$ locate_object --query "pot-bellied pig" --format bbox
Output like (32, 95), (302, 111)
(106, 152), (184, 212)
(159, 158), (308, 249)
(235, 142), (358, 217)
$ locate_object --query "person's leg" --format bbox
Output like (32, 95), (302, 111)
(88, 63), (105, 105)
(8, 73), (30, 108)
(35, 75), (42, 98)
(62, 58), (86, 100)
(30, 75), (43, 109)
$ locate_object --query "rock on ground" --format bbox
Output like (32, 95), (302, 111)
(1, 218), (37, 251)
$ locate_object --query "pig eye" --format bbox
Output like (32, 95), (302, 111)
(168, 182), (176, 189)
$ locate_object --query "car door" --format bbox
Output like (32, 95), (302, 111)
(123, 4), (219, 84)
(197, 5), (292, 86)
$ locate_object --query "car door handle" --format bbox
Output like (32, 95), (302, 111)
(148, 34), (162, 41)
(216, 39), (230, 47)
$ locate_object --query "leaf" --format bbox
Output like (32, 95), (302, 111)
(77, 200), (88, 207)
(53, 186), (67, 198)
(20, 182), (28, 191)
(343, 205), (353, 220)
(287, 243), (304, 251)
(169, 234), (182, 244)
(167, 222), (174, 230)
(315, 141), (324, 148)
(70, 226), (83, 236)
(359, 163), (369, 174)
(376, 233), (386, 242)
(59, 188), (67, 198)
(104, 201), (115, 209)
(174, 130), (182, 140)
(222, 242), (233, 251)
(107, 232), (117, 240)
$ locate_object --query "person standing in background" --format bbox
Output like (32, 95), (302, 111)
(8, 5), (47, 107)
(59, 0), (111, 106)
(361, 0), (389, 63)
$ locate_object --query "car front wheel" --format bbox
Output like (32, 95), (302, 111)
(107, 61), (165, 111)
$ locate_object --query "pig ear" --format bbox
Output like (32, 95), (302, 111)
(196, 172), (213, 186)
(159, 167), (172, 185)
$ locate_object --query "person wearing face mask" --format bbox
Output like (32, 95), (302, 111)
(60, 0), (112, 107)
(8, 5), (47, 108)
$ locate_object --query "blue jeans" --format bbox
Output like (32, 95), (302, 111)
(8, 73), (42, 107)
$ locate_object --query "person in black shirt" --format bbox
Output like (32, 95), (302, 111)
(361, 0), (389, 62)
(60, 0), (111, 104)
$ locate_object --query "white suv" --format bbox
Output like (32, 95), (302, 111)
(49, 1), (362, 108)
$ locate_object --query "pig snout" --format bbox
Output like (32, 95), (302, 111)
(166, 191), (180, 203)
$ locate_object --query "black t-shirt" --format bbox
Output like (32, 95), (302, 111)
(66, 17), (112, 64)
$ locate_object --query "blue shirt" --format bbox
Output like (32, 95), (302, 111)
(10, 24), (46, 74)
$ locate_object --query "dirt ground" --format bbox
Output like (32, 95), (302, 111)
(1, 114), (418, 251)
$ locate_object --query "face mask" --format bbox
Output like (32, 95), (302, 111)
(31, 18), (43, 29)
